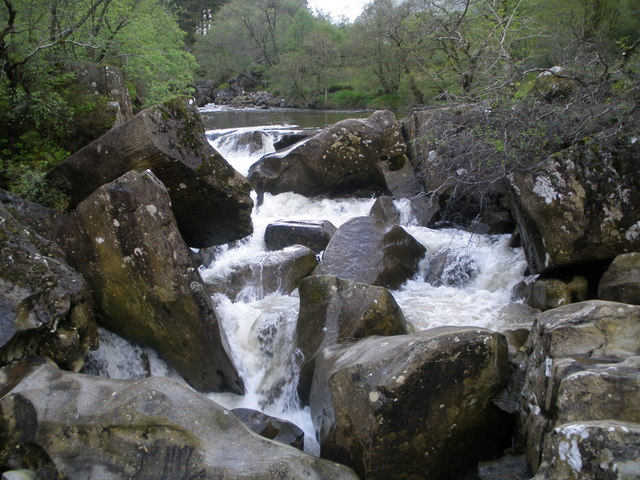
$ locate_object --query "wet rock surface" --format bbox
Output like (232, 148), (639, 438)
(248, 110), (406, 198)
(310, 327), (512, 480)
(313, 216), (426, 289)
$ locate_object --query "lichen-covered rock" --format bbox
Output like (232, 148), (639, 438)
(264, 219), (337, 253)
(0, 189), (67, 242)
(48, 97), (253, 248)
(202, 245), (317, 301)
(513, 276), (588, 311)
(508, 132), (640, 273)
(530, 66), (582, 103)
(56, 170), (243, 393)
(598, 252), (640, 305)
(0, 197), (96, 372)
(296, 275), (408, 403)
(313, 216), (426, 289)
(0, 362), (358, 480)
(518, 301), (640, 473)
(232, 408), (305, 450)
(310, 328), (511, 480)
(533, 421), (640, 480)
(248, 110), (406, 198)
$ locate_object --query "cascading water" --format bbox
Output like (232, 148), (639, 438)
(84, 110), (531, 457)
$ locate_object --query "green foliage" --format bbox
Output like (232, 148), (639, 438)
(327, 89), (373, 109)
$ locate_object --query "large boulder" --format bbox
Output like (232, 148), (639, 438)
(518, 300), (640, 474)
(508, 131), (640, 273)
(248, 110), (406, 197)
(0, 361), (358, 480)
(264, 219), (337, 253)
(296, 275), (408, 403)
(598, 252), (640, 305)
(56, 170), (243, 393)
(48, 97), (254, 248)
(513, 276), (588, 311)
(0, 196), (97, 372)
(424, 248), (478, 287)
(313, 216), (426, 289)
(310, 328), (511, 480)
(202, 245), (318, 301)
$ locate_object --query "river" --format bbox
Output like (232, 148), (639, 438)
(84, 105), (532, 456)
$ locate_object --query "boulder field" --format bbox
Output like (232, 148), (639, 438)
(1, 99), (639, 479)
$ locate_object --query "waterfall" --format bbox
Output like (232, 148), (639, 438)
(84, 117), (529, 457)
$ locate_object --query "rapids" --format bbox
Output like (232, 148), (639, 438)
(84, 108), (531, 456)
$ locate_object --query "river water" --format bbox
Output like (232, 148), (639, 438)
(85, 106), (532, 456)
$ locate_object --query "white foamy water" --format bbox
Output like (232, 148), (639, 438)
(86, 121), (531, 457)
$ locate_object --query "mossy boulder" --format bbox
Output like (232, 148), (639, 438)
(310, 328), (511, 480)
(508, 131), (640, 273)
(48, 97), (253, 248)
(248, 110), (406, 198)
(0, 192), (97, 371)
(296, 275), (408, 403)
(56, 170), (242, 393)
(313, 216), (426, 289)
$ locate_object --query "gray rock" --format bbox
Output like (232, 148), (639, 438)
(264, 219), (337, 253)
(598, 252), (640, 305)
(513, 275), (588, 311)
(0, 362), (358, 480)
(48, 97), (254, 248)
(56, 170), (242, 393)
(508, 132), (640, 273)
(296, 275), (408, 403)
(248, 110), (406, 198)
(424, 248), (478, 287)
(203, 245), (317, 301)
(310, 327), (511, 480)
(534, 421), (640, 479)
(478, 454), (531, 480)
(369, 196), (401, 224)
(232, 408), (304, 450)
(313, 216), (426, 289)
(0, 198), (96, 372)
(518, 300), (640, 473)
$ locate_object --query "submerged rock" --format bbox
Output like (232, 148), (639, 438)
(48, 97), (253, 248)
(424, 248), (478, 287)
(57, 170), (243, 393)
(203, 245), (317, 301)
(0, 195), (97, 372)
(598, 252), (640, 305)
(296, 275), (408, 403)
(264, 219), (337, 253)
(508, 131), (640, 273)
(0, 362), (358, 480)
(313, 216), (426, 289)
(310, 327), (511, 480)
(248, 110), (406, 197)
(518, 300), (640, 474)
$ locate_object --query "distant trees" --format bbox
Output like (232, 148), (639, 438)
(192, 0), (637, 108)
(0, 0), (195, 205)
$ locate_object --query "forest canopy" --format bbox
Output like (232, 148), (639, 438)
(0, 0), (638, 206)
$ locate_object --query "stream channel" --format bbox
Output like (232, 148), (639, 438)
(85, 105), (533, 456)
